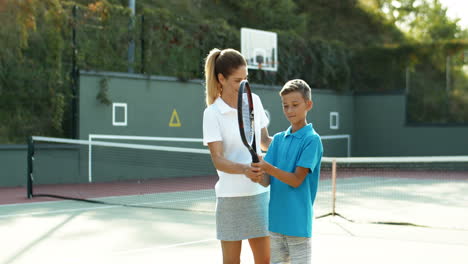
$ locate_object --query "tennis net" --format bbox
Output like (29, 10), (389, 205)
(27, 136), (468, 229)
(27, 136), (217, 212)
(317, 156), (468, 230)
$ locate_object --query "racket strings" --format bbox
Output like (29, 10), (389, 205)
(241, 95), (254, 145)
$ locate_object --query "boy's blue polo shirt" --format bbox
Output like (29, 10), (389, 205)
(264, 123), (323, 238)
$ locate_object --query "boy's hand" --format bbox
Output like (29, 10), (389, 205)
(251, 155), (267, 170)
(243, 164), (264, 183)
(252, 156), (270, 187)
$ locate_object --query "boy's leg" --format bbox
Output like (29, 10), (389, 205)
(270, 231), (289, 264)
(286, 236), (311, 264)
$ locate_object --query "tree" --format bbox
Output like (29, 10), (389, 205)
(365, 0), (419, 25)
(408, 0), (461, 41)
(223, 0), (306, 32)
(362, 0), (463, 41)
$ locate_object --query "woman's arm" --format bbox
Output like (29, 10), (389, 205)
(207, 141), (263, 182)
(258, 127), (272, 186)
(260, 127), (272, 152)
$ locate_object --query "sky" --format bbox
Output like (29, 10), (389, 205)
(439, 0), (468, 29)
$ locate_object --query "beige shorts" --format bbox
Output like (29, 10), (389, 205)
(270, 231), (312, 264)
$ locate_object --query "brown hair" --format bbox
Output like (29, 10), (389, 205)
(204, 48), (247, 106)
(280, 79), (312, 101)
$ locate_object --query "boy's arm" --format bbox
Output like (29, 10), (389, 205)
(254, 156), (309, 188)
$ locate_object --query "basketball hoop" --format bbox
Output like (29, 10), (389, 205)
(241, 27), (278, 72)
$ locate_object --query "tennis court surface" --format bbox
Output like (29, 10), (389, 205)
(1, 136), (467, 263)
(1, 190), (467, 264)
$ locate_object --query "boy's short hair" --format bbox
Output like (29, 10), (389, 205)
(279, 79), (312, 101)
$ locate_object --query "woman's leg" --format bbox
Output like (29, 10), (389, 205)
(248, 236), (270, 264)
(221, 240), (242, 264)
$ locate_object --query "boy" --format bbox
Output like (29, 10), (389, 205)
(254, 79), (323, 264)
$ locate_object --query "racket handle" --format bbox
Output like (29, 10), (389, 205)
(251, 152), (259, 163)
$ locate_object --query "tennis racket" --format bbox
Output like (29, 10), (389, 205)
(237, 80), (259, 163)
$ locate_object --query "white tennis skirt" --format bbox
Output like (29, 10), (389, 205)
(216, 191), (269, 241)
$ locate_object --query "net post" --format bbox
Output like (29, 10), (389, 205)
(27, 136), (34, 198)
(347, 136), (351, 157)
(331, 159), (337, 216)
(88, 135), (92, 182)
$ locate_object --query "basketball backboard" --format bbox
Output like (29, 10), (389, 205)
(241, 27), (278, 72)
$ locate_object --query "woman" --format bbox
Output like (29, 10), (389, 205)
(202, 48), (271, 264)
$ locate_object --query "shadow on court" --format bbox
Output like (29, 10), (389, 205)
(3, 213), (80, 264)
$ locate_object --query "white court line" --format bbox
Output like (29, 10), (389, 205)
(0, 205), (120, 219)
(113, 238), (217, 255)
(0, 198), (81, 208)
(0, 196), (216, 218)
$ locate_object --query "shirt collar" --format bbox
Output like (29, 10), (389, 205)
(214, 97), (236, 114)
(285, 123), (313, 138)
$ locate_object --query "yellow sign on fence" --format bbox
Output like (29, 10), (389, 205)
(169, 109), (181, 127)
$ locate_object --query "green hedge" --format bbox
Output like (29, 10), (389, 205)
(351, 41), (468, 124)
(1, 0), (467, 143)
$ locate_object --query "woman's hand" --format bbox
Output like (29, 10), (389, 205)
(243, 164), (264, 183)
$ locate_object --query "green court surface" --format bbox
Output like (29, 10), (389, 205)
(1, 198), (467, 264)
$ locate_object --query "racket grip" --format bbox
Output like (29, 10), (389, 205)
(251, 152), (259, 163)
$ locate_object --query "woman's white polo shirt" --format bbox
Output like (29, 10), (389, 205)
(203, 95), (269, 197)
